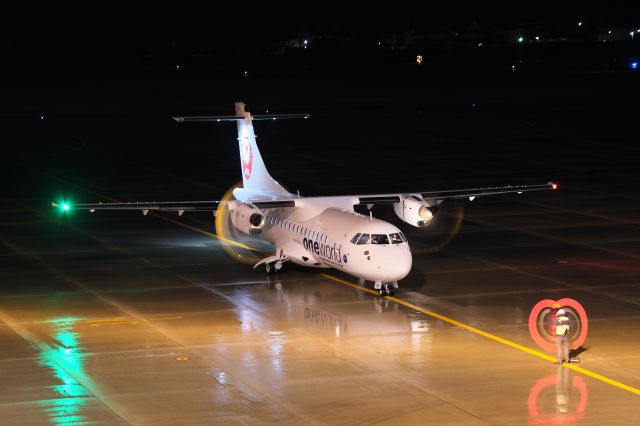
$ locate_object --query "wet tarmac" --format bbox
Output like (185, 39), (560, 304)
(2, 80), (640, 424)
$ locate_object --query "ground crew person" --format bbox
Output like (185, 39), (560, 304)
(555, 308), (570, 364)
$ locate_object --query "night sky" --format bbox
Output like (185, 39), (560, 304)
(3, 1), (638, 54)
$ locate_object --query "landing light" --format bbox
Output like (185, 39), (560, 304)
(551, 183), (558, 190)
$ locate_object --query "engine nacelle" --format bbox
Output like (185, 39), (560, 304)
(393, 195), (437, 227)
(229, 202), (265, 236)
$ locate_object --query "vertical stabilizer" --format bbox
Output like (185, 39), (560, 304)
(235, 102), (289, 195)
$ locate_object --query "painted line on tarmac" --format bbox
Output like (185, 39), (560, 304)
(320, 273), (640, 397)
(153, 214), (256, 251)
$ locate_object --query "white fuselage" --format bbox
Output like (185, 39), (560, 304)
(257, 205), (412, 282)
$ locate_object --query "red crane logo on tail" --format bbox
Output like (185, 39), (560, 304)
(242, 138), (253, 180)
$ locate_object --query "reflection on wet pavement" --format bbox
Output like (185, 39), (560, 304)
(37, 317), (90, 425)
(528, 366), (588, 425)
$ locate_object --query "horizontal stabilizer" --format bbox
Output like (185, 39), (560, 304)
(173, 113), (310, 123)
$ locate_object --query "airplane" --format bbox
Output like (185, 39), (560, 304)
(53, 102), (557, 295)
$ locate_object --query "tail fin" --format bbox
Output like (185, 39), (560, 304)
(172, 102), (309, 196)
(234, 102), (289, 194)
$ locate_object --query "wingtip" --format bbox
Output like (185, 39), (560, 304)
(172, 116), (184, 123)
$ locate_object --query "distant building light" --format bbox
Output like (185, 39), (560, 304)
(535, 36), (540, 41)
(608, 30), (612, 34)
(176, 64), (181, 70)
(517, 36), (524, 43)
(477, 42), (483, 47)
(39, 114), (45, 121)
(577, 21), (583, 27)
(303, 39), (308, 45)
(511, 64), (516, 72)
(416, 55), (423, 64)
(378, 41), (381, 45)
(244, 70), (248, 77)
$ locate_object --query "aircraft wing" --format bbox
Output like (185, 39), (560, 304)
(52, 199), (295, 215)
(53, 182), (556, 214)
(357, 182), (558, 205)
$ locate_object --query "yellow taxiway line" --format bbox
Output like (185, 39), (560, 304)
(162, 213), (640, 397)
(320, 273), (640, 397)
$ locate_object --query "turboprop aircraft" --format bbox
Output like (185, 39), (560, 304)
(53, 102), (557, 295)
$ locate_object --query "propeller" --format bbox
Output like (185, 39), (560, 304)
(214, 181), (266, 265)
(410, 199), (465, 255)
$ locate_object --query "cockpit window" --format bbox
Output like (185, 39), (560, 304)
(356, 233), (370, 245)
(350, 233), (361, 244)
(399, 231), (407, 242)
(389, 233), (403, 244)
(371, 234), (390, 245)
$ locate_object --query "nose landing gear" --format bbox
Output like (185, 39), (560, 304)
(374, 281), (398, 296)
(265, 260), (284, 274)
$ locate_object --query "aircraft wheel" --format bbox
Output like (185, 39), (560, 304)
(275, 261), (283, 272)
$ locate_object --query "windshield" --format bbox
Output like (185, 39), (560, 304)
(350, 233), (361, 244)
(371, 234), (390, 245)
(356, 234), (370, 245)
(389, 233), (403, 244)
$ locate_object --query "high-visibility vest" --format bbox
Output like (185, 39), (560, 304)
(556, 315), (570, 336)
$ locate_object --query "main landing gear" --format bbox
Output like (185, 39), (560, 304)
(253, 251), (288, 275)
(374, 281), (398, 296)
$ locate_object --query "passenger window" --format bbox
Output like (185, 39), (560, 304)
(356, 234), (370, 245)
(371, 234), (390, 245)
(389, 233), (403, 244)
(350, 233), (362, 244)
